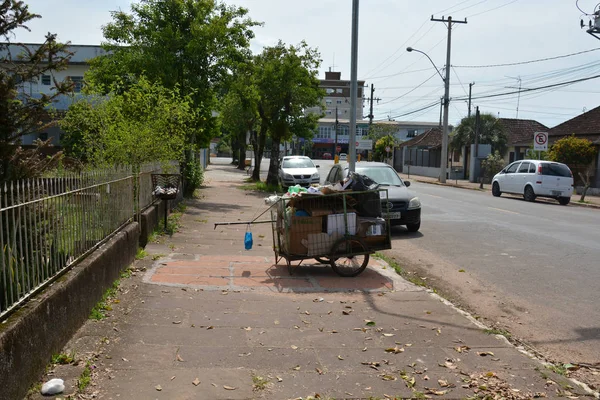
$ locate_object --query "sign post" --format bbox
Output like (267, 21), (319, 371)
(533, 132), (548, 160)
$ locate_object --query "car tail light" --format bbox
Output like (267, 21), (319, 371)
(537, 164), (542, 174)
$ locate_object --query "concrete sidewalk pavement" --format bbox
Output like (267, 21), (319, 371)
(33, 160), (595, 400)
(399, 172), (600, 209)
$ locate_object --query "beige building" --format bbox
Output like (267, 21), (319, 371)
(305, 70), (364, 119)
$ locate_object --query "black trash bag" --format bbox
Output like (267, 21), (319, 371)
(348, 172), (378, 191)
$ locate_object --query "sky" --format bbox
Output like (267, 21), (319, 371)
(13, 0), (600, 129)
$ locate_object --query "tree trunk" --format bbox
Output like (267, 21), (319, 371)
(251, 127), (266, 182)
(237, 133), (246, 170)
(578, 171), (591, 202)
(267, 137), (281, 186)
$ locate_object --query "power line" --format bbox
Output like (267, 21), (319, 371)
(455, 73), (600, 101)
(466, 0), (520, 18)
(378, 71), (439, 105)
(453, 47), (600, 68)
(375, 101), (441, 121)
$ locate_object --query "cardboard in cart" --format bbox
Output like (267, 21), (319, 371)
(281, 215), (323, 255)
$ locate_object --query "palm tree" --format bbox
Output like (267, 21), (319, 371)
(450, 113), (508, 156)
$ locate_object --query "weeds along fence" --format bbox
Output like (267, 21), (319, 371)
(0, 162), (179, 320)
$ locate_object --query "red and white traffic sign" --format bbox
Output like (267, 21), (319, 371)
(534, 132), (548, 151)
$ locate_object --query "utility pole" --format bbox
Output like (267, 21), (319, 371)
(367, 84), (381, 126)
(505, 76), (522, 119)
(468, 82), (474, 118)
(438, 97), (443, 127)
(334, 107), (339, 156)
(431, 15), (467, 183)
(348, 0), (359, 172)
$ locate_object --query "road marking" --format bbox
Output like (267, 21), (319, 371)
(424, 194), (444, 199)
(488, 207), (520, 215)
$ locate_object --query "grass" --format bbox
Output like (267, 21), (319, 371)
(413, 392), (427, 399)
(51, 352), (76, 365)
(546, 363), (568, 376)
(374, 252), (429, 288)
(239, 181), (282, 193)
(89, 279), (120, 320)
(135, 248), (147, 260)
(251, 374), (269, 391)
(77, 361), (92, 392)
(483, 328), (512, 338)
(152, 253), (165, 261)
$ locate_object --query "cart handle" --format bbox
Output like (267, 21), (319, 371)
(213, 220), (274, 230)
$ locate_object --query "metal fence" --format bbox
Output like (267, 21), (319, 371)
(0, 162), (178, 320)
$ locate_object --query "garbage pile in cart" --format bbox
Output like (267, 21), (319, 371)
(269, 172), (391, 258)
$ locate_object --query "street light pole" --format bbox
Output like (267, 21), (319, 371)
(348, 0), (359, 173)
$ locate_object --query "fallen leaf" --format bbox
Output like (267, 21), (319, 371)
(337, 355), (344, 360)
(243, 326), (252, 331)
(274, 320), (280, 325)
(291, 345), (298, 350)
(192, 378), (200, 386)
(365, 320), (376, 326)
(382, 333), (394, 337)
(425, 311), (432, 315)
(304, 310), (310, 315)
(381, 374), (397, 381)
(221, 291), (228, 295)
(423, 375), (430, 380)
(318, 327), (324, 332)
(276, 376), (283, 382)
(292, 365), (301, 371)
(425, 388), (448, 395)
(211, 383), (217, 387)
(316, 368), (324, 375)
(155, 385), (162, 391)
(362, 347), (367, 352)
(454, 345), (470, 353)
(477, 351), (495, 357)
(223, 385), (236, 390)
(122, 358), (128, 362)
(172, 320), (182, 324)
(207, 326), (214, 330)
(459, 269), (465, 272)
(342, 310), (352, 315)
(330, 330), (338, 333)
(385, 346), (405, 354)
(176, 354), (184, 362)
(294, 325), (300, 329)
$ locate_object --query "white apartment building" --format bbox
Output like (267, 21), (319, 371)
(0, 43), (106, 145)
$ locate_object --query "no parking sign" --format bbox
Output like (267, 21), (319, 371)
(534, 132), (548, 151)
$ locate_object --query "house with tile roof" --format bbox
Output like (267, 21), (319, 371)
(498, 118), (549, 163)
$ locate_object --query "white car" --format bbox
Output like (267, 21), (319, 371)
(339, 153), (347, 161)
(491, 159), (573, 205)
(278, 156), (320, 189)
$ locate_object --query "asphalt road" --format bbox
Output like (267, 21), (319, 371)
(387, 180), (600, 366)
(225, 156), (600, 365)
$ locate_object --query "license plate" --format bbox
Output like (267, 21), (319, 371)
(552, 190), (561, 196)
(383, 212), (402, 219)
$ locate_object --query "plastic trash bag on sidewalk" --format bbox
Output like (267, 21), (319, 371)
(244, 224), (253, 250)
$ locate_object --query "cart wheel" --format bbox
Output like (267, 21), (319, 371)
(329, 237), (369, 277)
(314, 257), (330, 264)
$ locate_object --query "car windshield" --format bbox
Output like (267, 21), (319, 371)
(282, 158), (314, 169)
(355, 166), (404, 186)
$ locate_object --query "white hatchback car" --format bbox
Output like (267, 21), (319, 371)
(491, 160), (573, 205)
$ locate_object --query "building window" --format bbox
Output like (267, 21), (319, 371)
(336, 88), (343, 93)
(41, 75), (51, 85)
(317, 126), (332, 139)
(325, 100), (332, 105)
(325, 88), (335, 94)
(325, 110), (332, 115)
(407, 129), (418, 138)
(38, 132), (48, 141)
(68, 76), (84, 93)
(336, 100), (342, 104)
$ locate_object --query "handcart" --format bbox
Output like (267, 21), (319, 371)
(271, 189), (392, 277)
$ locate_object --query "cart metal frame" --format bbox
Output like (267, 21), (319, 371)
(271, 189), (392, 277)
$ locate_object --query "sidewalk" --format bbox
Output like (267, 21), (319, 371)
(34, 161), (595, 400)
(399, 172), (600, 209)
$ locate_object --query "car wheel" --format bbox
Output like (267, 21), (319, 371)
(558, 197), (570, 206)
(406, 222), (420, 232)
(524, 186), (536, 202)
(492, 182), (501, 197)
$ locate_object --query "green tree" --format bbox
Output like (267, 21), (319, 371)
(481, 151), (505, 183)
(374, 135), (397, 162)
(85, 0), (261, 149)
(1, 0), (73, 182)
(254, 41), (323, 186)
(450, 113), (508, 156)
(368, 123), (398, 141)
(547, 134), (597, 201)
(61, 78), (194, 166)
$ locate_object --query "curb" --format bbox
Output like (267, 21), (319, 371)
(410, 178), (600, 210)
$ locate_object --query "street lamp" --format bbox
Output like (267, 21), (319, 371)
(406, 46), (451, 183)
